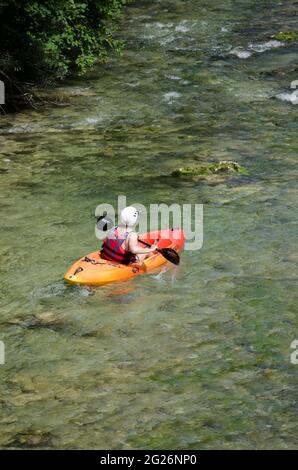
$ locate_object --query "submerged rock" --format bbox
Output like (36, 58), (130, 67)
(5, 318), (24, 326)
(8, 429), (53, 448)
(171, 161), (249, 177)
(5, 311), (65, 330)
(271, 31), (297, 42)
(35, 311), (60, 324)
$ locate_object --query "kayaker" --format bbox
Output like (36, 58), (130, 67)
(100, 206), (158, 265)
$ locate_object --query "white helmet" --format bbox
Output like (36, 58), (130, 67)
(120, 206), (139, 227)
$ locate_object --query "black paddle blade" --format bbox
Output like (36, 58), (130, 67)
(158, 248), (180, 265)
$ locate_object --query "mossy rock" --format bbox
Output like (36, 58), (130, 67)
(171, 161), (249, 177)
(271, 31), (297, 42)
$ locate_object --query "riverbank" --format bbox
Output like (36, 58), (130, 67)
(0, 0), (131, 113)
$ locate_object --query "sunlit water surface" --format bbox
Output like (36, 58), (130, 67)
(0, 0), (297, 449)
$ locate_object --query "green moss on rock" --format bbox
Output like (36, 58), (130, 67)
(272, 31), (297, 42)
(171, 161), (249, 177)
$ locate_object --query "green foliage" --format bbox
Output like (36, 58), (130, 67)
(271, 31), (297, 42)
(171, 161), (249, 177)
(0, 0), (128, 83)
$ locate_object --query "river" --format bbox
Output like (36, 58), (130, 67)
(0, 0), (297, 449)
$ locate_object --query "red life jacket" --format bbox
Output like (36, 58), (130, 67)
(101, 227), (135, 265)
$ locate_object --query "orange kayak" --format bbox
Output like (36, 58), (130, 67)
(64, 229), (185, 286)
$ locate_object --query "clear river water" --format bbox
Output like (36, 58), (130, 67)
(0, 0), (297, 449)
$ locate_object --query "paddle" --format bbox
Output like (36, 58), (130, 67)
(138, 238), (180, 265)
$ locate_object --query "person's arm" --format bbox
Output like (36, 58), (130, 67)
(127, 232), (157, 255)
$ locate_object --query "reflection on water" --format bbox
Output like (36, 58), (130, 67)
(0, 0), (297, 449)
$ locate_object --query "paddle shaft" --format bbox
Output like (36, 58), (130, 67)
(138, 238), (158, 250)
(138, 238), (180, 265)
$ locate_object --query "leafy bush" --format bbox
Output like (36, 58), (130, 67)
(0, 0), (128, 84)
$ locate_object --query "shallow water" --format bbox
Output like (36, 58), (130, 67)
(0, 0), (297, 449)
